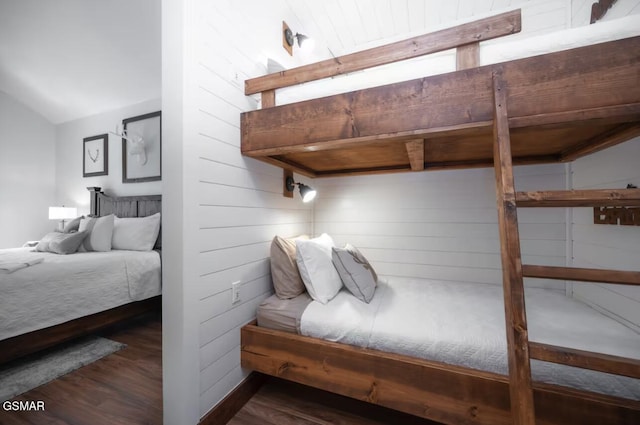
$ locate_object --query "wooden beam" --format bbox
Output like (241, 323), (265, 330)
(522, 265), (640, 285)
(508, 103), (640, 130)
(492, 71), (536, 425)
(261, 89), (276, 108)
(245, 10), (521, 95)
(242, 37), (640, 156)
(405, 139), (425, 171)
(250, 155), (317, 178)
(516, 189), (640, 207)
(530, 342), (640, 379)
(560, 123), (640, 161)
(456, 42), (480, 70)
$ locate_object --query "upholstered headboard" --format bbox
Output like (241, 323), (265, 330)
(87, 187), (162, 249)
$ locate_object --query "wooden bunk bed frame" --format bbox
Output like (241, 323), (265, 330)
(240, 10), (640, 425)
(0, 187), (161, 364)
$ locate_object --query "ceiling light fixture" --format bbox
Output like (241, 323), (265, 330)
(285, 176), (317, 203)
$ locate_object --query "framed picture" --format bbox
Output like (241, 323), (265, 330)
(122, 111), (162, 183)
(83, 134), (108, 177)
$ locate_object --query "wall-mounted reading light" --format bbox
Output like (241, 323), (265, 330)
(285, 175), (317, 203)
(284, 28), (309, 48)
(282, 21), (313, 56)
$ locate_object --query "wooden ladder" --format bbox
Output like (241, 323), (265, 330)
(491, 72), (640, 425)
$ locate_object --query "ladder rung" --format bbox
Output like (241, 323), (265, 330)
(529, 342), (640, 379)
(522, 265), (640, 285)
(516, 189), (640, 207)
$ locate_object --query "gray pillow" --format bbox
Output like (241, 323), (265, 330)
(62, 216), (84, 233)
(331, 244), (378, 303)
(36, 231), (87, 254)
(78, 214), (114, 252)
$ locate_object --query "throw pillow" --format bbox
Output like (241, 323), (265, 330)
(296, 233), (342, 304)
(35, 231), (87, 254)
(270, 234), (309, 299)
(332, 244), (378, 303)
(78, 214), (114, 252)
(62, 216), (84, 233)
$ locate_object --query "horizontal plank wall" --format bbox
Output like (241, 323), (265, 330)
(570, 137), (640, 332)
(314, 163), (567, 291)
(193, 0), (314, 421)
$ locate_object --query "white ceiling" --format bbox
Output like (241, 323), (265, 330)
(0, 0), (160, 124)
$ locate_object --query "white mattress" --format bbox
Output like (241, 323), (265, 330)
(0, 247), (161, 340)
(300, 277), (640, 400)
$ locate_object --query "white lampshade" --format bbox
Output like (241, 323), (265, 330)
(49, 206), (77, 220)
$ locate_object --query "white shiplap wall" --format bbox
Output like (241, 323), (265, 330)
(570, 137), (640, 332)
(314, 164), (567, 291)
(162, 0), (315, 423)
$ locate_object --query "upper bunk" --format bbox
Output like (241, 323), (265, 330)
(241, 10), (640, 178)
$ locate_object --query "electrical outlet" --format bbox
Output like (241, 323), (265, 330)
(231, 281), (241, 304)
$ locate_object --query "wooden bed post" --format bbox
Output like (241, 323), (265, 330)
(491, 71), (536, 425)
(87, 186), (102, 216)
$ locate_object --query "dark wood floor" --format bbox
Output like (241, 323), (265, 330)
(229, 377), (443, 425)
(0, 313), (162, 425)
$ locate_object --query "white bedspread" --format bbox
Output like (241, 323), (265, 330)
(0, 247), (161, 341)
(301, 277), (640, 400)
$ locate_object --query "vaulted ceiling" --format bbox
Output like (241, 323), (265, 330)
(0, 0), (160, 124)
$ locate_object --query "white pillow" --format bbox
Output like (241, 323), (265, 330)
(78, 214), (114, 252)
(112, 213), (161, 251)
(295, 233), (342, 304)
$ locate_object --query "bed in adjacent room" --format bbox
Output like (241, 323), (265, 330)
(0, 187), (162, 363)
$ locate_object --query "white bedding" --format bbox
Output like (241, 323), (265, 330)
(300, 277), (640, 400)
(0, 247), (161, 341)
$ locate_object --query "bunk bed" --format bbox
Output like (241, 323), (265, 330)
(239, 10), (640, 425)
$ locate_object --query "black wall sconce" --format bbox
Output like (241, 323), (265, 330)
(282, 21), (311, 56)
(283, 170), (316, 202)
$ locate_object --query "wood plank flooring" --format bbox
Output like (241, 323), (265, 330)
(229, 377), (444, 425)
(0, 313), (162, 425)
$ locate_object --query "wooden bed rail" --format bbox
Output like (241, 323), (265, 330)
(516, 188), (640, 207)
(241, 323), (640, 425)
(245, 9), (521, 96)
(522, 265), (640, 285)
(529, 342), (640, 379)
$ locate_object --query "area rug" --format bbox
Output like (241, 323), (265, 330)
(0, 336), (126, 402)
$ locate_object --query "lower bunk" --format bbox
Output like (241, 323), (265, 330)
(240, 278), (640, 425)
